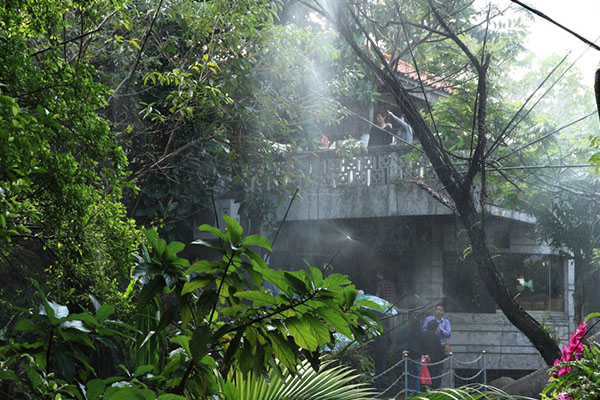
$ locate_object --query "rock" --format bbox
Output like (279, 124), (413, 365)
(488, 376), (515, 389)
(501, 367), (549, 399)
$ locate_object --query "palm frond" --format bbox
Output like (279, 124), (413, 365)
(218, 359), (377, 400)
(406, 384), (537, 400)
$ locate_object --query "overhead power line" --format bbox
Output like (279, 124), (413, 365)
(496, 111), (596, 162)
(509, 0), (600, 52)
(489, 163), (594, 171)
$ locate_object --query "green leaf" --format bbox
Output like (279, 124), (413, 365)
(14, 318), (36, 331)
(196, 289), (219, 318)
(238, 340), (254, 373)
(269, 333), (297, 371)
(323, 273), (351, 288)
(24, 365), (42, 390)
(354, 299), (383, 312)
(224, 215), (243, 244)
(304, 315), (331, 346)
(187, 260), (221, 275)
(133, 365), (154, 377)
(222, 328), (245, 370)
(286, 317), (318, 351)
(342, 286), (358, 308)
(104, 387), (155, 400)
(164, 241), (185, 262)
(132, 262), (162, 280)
(245, 250), (269, 270)
(191, 239), (225, 253)
(156, 304), (178, 332)
(317, 308), (353, 338)
(241, 234), (272, 251)
(170, 335), (191, 356)
(137, 276), (166, 308)
(96, 304), (115, 321)
(309, 266), (324, 285)
(197, 224), (226, 240)
(157, 395), (188, 400)
(190, 325), (211, 361)
(181, 278), (203, 295)
(143, 228), (167, 256)
(65, 312), (99, 327)
(86, 379), (105, 400)
(284, 272), (308, 295)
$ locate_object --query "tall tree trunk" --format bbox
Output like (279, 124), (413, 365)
(595, 63), (600, 121)
(323, 1), (561, 366)
(454, 192), (561, 365)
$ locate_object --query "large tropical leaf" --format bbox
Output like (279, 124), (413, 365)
(217, 359), (376, 400)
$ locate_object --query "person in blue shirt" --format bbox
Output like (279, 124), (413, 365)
(422, 305), (451, 347)
(422, 305), (451, 388)
(387, 110), (413, 144)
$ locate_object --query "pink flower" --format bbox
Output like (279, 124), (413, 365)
(557, 366), (572, 376)
(574, 321), (587, 338)
(556, 392), (573, 400)
(552, 322), (588, 378)
(561, 345), (572, 362)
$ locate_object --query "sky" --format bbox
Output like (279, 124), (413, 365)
(484, 0), (600, 85)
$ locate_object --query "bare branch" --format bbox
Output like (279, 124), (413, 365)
(30, 9), (119, 57)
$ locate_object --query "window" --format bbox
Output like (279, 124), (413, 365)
(495, 254), (565, 312)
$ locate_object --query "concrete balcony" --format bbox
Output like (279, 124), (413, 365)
(284, 145), (453, 221)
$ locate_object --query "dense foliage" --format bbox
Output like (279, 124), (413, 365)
(99, 0), (368, 238)
(0, 218), (381, 398)
(0, 0), (138, 308)
(2, 0), (600, 397)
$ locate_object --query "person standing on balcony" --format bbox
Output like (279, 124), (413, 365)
(368, 110), (394, 146)
(387, 110), (413, 144)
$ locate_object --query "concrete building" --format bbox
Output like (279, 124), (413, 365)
(270, 131), (574, 381)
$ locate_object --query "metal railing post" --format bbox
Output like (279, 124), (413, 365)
(482, 350), (487, 385)
(449, 352), (454, 388)
(403, 351), (409, 396)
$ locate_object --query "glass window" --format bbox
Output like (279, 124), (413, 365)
(495, 254), (564, 312)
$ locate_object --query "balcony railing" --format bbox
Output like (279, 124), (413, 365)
(294, 145), (436, 188)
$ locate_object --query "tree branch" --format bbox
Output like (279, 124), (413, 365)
(30, 10), (119, 57)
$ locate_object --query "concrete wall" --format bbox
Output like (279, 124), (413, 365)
(448, 311), (572, 371)
(284, 182), (453, 221)
(281, 147), (452, 222)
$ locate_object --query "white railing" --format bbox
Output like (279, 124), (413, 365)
(375, 351), (488, 399)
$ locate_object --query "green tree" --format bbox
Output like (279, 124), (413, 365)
(0, 0), (138, 308)
(94, 0), (367, 239)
